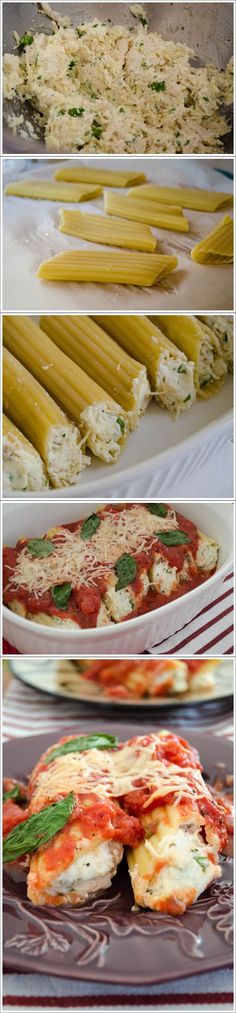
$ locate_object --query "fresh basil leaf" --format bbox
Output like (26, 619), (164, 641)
(157, 530), (191, 546)
(80, 514), (101, 540)
(18, 33), (34, 53)
(45, 734), (118, 765)
(28, 538), (55, 558)
(3, 793), (75, 864)
(147, 504), (167, 517)
(115, 553), (137, 591)
(3, 785), (25, 803)
(51, 583), (72, 610)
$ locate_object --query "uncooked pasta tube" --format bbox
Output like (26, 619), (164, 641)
(3, 316), (128, 464)
(152, 316), (227, 397)
(37, 251), (178, 286)
(58, 208), (156, 252)
(191, 215), (233, 264)
(54, 166), (146, 187)
(128, 184), (233, 212)
(3, 348), (88, 488)
(3, 414), (48, 493)
(104, 191), (189, 232)
(93, 316), (196, 416)
(4, 180), (102, 202)
(40, 315), (151, 431)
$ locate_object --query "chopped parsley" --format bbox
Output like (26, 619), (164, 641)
(177, 364), (187, 374)
(192, 853), (208, 871)
(91, 119), (103, 139)
(68, 107), (84, 117)
(148, 81), (166, 93)
(117, 417), (125, 434)
(67, 60), (76, 75)
(18, 33), (34, 53)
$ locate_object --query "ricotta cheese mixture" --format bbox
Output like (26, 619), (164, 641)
(3, 11), (233, 153)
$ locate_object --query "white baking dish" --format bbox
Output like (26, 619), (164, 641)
(3, 501), (233, 656)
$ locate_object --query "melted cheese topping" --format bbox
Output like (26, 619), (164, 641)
(31, 732), (211, 816)
(6, 505), (178, 596)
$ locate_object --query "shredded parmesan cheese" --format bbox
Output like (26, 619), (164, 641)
(6, 505), (177, 596)
(31, 731), (212, 816)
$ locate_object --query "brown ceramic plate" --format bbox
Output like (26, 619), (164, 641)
(3, 723), (233, 985)
(9, 658), (233, 709)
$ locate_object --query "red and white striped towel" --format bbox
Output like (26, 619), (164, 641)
(3, 574), (234, 657)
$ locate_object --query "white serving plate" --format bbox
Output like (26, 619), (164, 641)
(8, 657), (233, 709)
(3, 500), (233, 656)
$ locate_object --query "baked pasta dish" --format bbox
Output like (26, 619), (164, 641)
(3, 730), (231, 913)
(3, 503), (219, 629)
(74, 659), (219, 700)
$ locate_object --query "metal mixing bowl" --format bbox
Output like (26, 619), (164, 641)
(3, 2), (233, 154)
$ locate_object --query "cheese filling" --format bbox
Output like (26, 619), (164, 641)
(3, 436), (48, 492)
(80, 405), (126, 462)
(50, 840), (123, 895)
(155, 352), (195, 416)
(47, 424), (89, 487)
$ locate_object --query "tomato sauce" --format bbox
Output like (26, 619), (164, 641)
(3, 800), (30, 836)
(3, 505), (216, 629)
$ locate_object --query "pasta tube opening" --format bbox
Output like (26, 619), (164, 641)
(153, 315), (227, 397)
(94, 316), (196, 417)
(40, 315), (151, 431)
(3, 414), (48, 493)
(3, 347), (88, 488)
(3, 316), (128, 464)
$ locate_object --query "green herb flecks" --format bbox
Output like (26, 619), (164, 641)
(148, 81), (166, 93)
(45, 734), (118, 765)
(115, 553), (137, 591)
(18, 33), (34, 53)
(117, 417), (125, 434)
(3, 793), (75, 864)
(67, 60), (76, 76)
(68, 107), (85, 117)
(91, 119), (103, 139)
(177, 364), (187, 374)
(80, 513), (101, 540)
(27, 539), (55, 558)
(192, 852), (208, 870)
